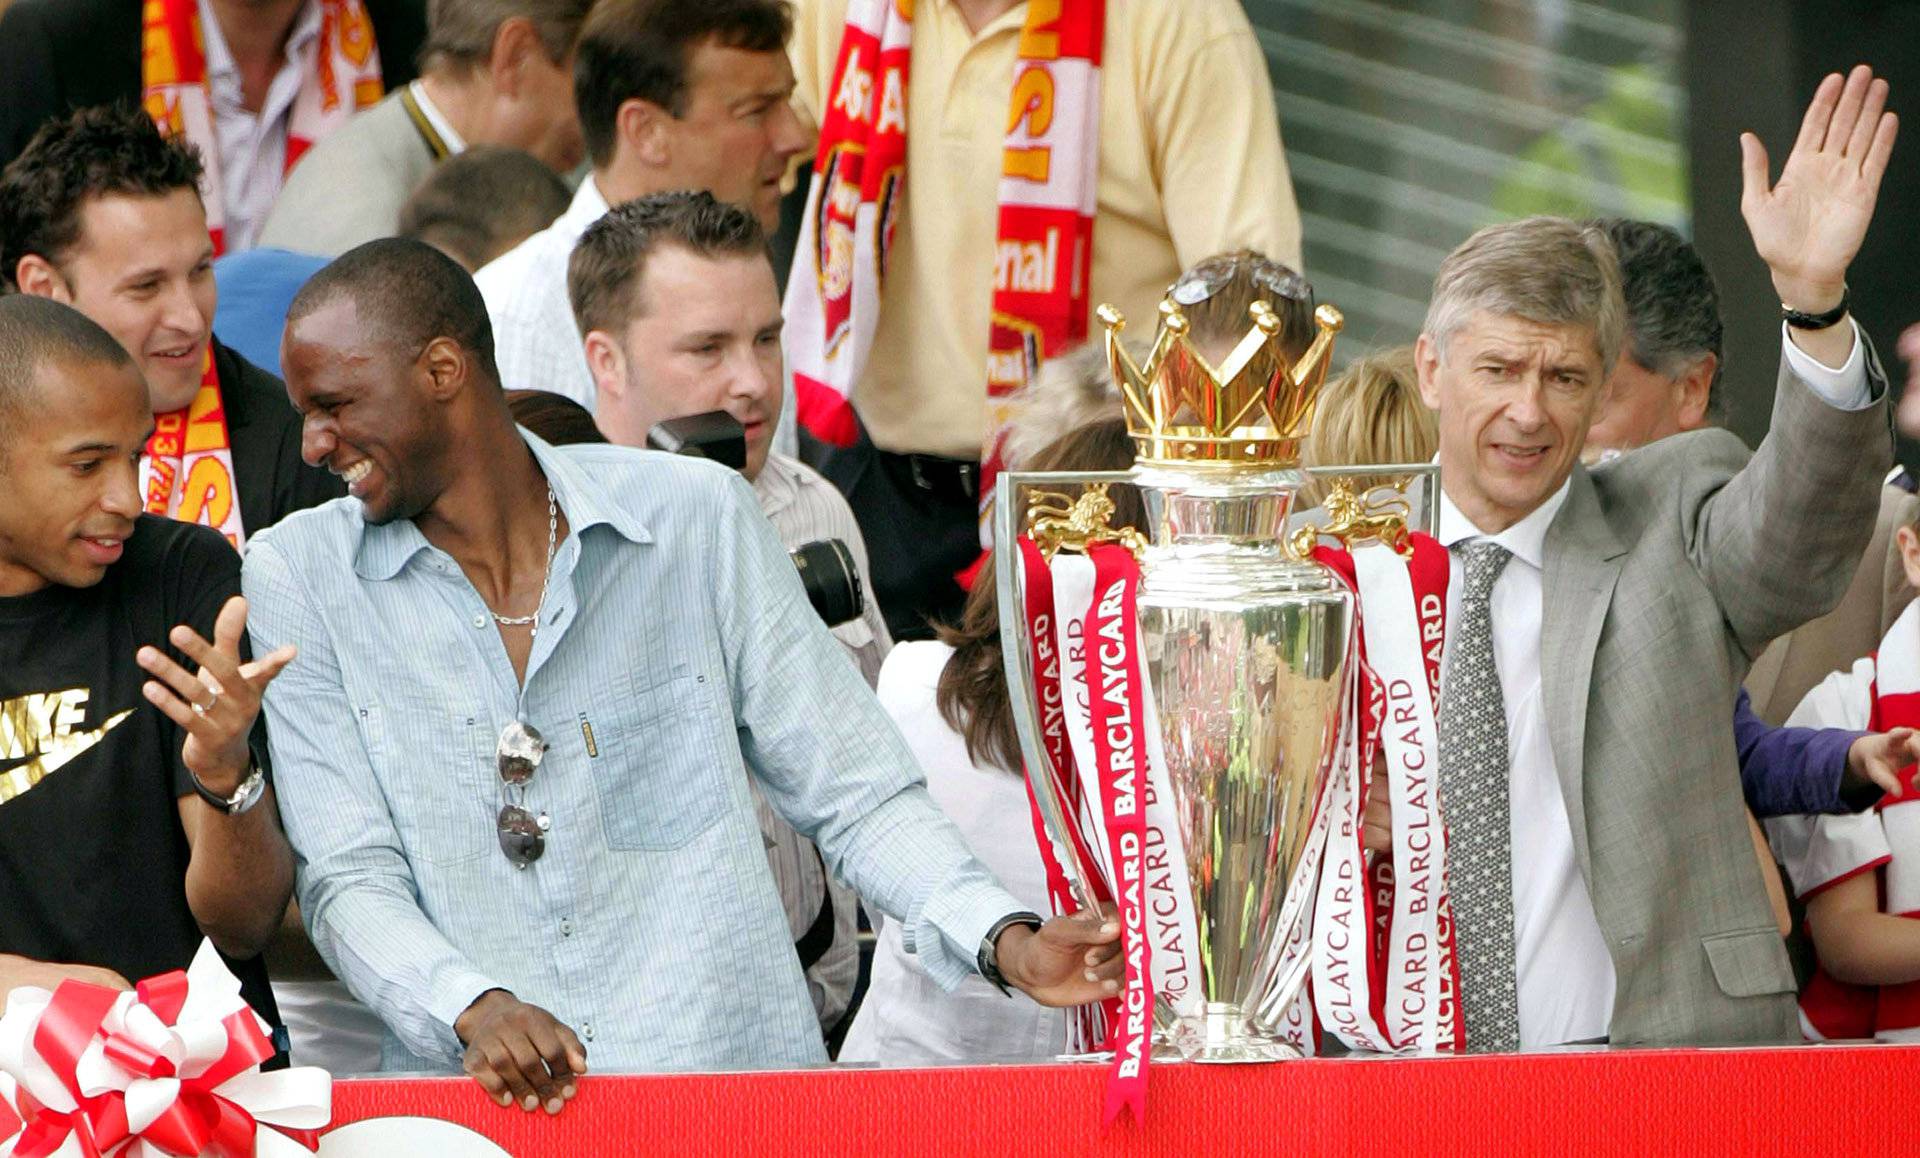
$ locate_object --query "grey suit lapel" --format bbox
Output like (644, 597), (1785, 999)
(1540, 466), (1625, 878)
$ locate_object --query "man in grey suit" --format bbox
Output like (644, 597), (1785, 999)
(258, 0), (593, 258)
(1412, 64), (1899, 1049)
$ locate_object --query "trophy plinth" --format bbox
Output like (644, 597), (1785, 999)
(1165, 1003), (1308, 1063)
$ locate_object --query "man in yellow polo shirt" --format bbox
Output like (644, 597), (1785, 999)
(787, 0), (1300, 640)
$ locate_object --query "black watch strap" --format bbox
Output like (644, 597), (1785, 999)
(1782, 287), (1850, 331)
(189, 761), (266, 814)
(977, 910), (1044, 997)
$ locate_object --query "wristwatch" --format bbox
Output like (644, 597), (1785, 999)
(1782, 286), (1850, 331)
(977, 910), (1044, 997)
(190, 761), (267, 815)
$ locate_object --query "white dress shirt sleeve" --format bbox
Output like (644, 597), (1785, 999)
(1781, 319), (1876, 410)
(243, 536), (506, 1066)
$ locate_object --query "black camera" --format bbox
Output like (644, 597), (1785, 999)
(647, 413), (866, 628)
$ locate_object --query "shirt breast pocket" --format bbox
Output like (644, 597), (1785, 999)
(588, 670), (733, 852)
(357, 703), (495, 868)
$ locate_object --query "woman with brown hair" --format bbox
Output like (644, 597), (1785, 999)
(838, 417), (1142, 1063)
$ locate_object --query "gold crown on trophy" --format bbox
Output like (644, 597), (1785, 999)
(1100, 296), (1344, 469)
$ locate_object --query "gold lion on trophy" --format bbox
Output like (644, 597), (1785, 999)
(1026, 485), (1149, 560)
(1289, 479), (1412, 559)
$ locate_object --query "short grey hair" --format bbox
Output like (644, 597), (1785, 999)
(1421, 216), (1626, 377)
(423, 0), (594, 71)
(1599, 217), (1726, 420)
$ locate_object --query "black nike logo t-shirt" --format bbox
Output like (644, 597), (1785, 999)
(0, 515), (276, 1026)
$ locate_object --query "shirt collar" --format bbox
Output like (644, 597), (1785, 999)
(928, 0), (1029, 38)
(559, 176), (612, 238)
(197, 0), (323, 86)
(1436, 474), (1572, 571)
(353, 428), (651, 581)
(752, 453), (802, 518)
(407, 79), (467, 154)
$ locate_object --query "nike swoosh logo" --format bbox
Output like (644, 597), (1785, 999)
(0, 709), (134, 806)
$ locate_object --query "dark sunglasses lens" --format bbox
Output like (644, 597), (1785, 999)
(498, 721), (547, 786)
(497, 804), (547, 868)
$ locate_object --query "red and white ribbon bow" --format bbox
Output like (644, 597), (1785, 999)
(0, 940), (330, 1157)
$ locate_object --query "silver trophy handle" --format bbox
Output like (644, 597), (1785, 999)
(994, 469), (1136, 918)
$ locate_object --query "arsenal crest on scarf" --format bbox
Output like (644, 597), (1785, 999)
(785, 0), (1104, 541)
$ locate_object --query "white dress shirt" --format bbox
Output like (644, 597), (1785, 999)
(1438, 477), (1610, 1047)
(1437, 327), (1874, 1048)
(838, 642), (1067, 1064)
(198, 0), (322, 252)
(473, 177), (611, 411)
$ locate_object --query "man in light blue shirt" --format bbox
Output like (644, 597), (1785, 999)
(242, 239), (1120, 1113)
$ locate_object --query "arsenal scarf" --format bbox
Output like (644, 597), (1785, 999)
(144, 351), (246, 550)
(141, 0), (383, 253)
(786, 0), (1103, 516)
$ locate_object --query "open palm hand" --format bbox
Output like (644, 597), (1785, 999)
(1740, 65), (1898, 312)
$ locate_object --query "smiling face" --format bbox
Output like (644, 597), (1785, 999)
(589, 244), (783, 479)
(1416, 310), (1609, 533)
(282, 297), (447, 525)
(40, 189), (217, 415)
(655, 42), (807, 233)
(0, 355), (151, 594)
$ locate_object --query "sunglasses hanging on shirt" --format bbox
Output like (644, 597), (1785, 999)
(1167, 259), (1312, 309)
(496, 720), (550, 868)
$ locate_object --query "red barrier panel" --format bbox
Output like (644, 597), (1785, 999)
(332, 1044), (1920, 1156)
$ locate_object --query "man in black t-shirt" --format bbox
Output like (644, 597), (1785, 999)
(0, 104), (342, 545)
(0, 294), (294, 1024)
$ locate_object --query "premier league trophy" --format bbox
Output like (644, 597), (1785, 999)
(997, 293), (1360, 1064)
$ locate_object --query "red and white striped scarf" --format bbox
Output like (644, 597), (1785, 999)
(141, 0), (383, 254)
(785, 0), (1103, 533)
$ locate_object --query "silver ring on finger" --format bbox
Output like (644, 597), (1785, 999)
(193, 690), (220, 716)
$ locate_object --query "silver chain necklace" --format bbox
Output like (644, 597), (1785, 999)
(489, 485), (557, 634)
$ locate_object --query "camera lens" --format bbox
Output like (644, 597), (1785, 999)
(791, 539), (863, 628)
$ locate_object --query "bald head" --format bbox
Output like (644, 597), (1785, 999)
(0, 294), (138, 439)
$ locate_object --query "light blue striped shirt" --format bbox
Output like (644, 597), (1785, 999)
(243, 433), (1024, 1072)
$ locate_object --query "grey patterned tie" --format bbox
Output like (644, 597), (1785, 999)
(1438, 538), (1520, 1052)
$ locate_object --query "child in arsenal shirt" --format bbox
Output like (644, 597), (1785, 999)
(1768, 514), (1920, 1041)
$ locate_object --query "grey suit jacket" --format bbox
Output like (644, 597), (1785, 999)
(1744, 483), (1920, 724)
(1543, 347), (1888, 1045)
(257, 90), (436, 258)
